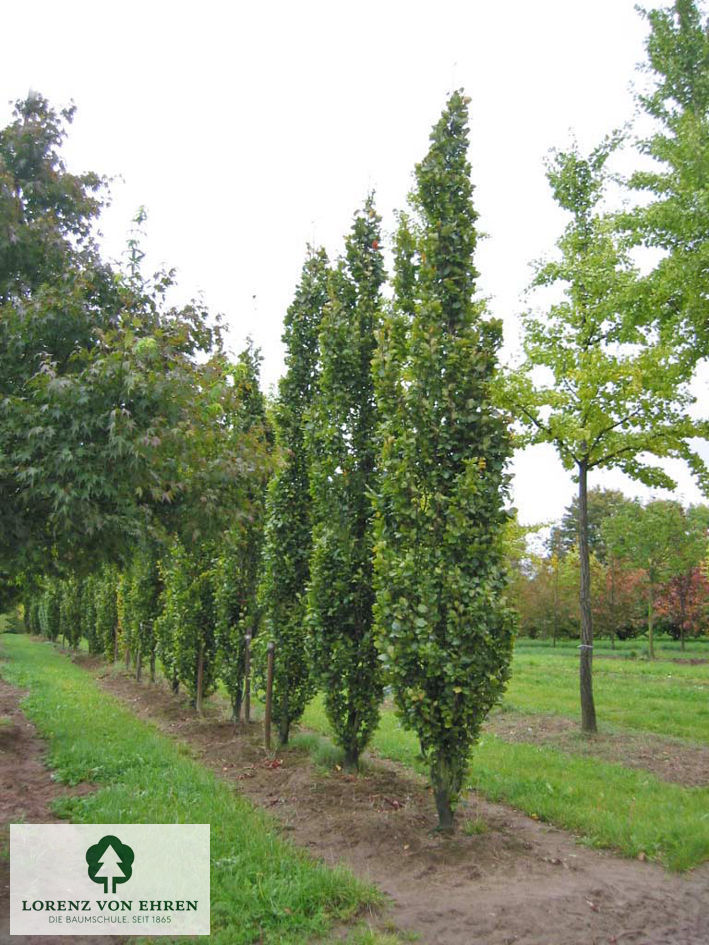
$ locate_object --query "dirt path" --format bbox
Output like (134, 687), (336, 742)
(87, 660), (709, 945)
(0, 677), (126, 945)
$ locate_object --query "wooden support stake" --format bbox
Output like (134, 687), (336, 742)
(264, 642), (275, 749)
(243, 632), (252, 723)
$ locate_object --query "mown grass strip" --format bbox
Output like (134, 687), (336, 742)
(504, 649), (709, 743)
(302, 696), (709, 871)
(0, 634), (380, 945)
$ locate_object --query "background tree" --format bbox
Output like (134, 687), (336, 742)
(259, 248), (328, 744)
(504, 136), (708, 732)
(308, 197), (385, 770)
(374, 91), (514, 830)
(657, 565), (709, 646)
(605, 500), (709, 656)
(549, 488), (637, 562)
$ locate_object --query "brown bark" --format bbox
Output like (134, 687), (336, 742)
(196, 645), (204, 715)
(578, 460), (597, 734)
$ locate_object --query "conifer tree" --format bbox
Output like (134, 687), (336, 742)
(308, 197), (385, 770)
(374, 92), (514, 829)
(260, 249), (328, 744)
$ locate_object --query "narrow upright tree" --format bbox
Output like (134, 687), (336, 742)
(215, 344), (272, 719)
(260, 249), (329, 744)
(308, 197), (385, 770)
(506, 138), (708, 730)
(374, 92), (514, 830)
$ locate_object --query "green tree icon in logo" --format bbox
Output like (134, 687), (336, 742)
(86, 835), (135, 894)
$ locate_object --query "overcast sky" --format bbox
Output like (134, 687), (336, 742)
(2, 0), (707, 525)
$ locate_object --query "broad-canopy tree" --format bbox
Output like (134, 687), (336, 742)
(0, 94), (259, 588)
(308, 196), (385, 770)
(626, 0), (709, 355)
(505, 136), (708, 732)
(374, 91), (514, 830)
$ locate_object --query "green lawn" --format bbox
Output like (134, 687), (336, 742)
(0, 634), (381, 945)
(504, 645), (709, 743)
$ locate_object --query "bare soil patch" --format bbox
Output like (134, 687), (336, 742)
(86, 657), (709, 945)
(0, 676), (126, 945)
(484, 710), (709, 787)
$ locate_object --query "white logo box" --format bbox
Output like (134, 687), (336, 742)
(10, 824), (210, 936)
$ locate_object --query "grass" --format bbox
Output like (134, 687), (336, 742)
(504, 646), (709, 744)
(0, 634), (383, 945)
(301, 694), (709, 871)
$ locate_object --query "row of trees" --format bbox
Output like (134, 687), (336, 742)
(5, 0), (708, 828)
(12, 88), (513, 831)
(513, 489), (709, 652)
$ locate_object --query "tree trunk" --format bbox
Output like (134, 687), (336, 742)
(150, 651), (156, 682)
(343, 746), (359, 773)
(431, 758), (455, 832)
(610, 560), (617, 650)
(552, 556), (559, 648)
(136, 650), (142, 683)
(647, 586), (655, 660)
(196, 645), (204, 715)
(577, 460), (597, 734)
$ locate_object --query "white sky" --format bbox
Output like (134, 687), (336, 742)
(2, 0), (707, 525)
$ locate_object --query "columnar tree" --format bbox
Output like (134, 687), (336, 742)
(59, 575), (82, 649)
(123, 542), (162, 681)
(215, 344), (272, 719)
(374, 92), (514, 830)
(308, 197), (385, 770)
(505, 137), (708, 731)
(159, 540), (217, 713)
(259, 249), (328, 745)
(94, 564), (120, 661)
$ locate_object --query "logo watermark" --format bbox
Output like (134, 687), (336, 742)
(10, 824), (209, 936)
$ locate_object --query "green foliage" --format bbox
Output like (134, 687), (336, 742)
(79, 574), (101, 654)
(0, 94), (265, 591)
(260, 249), (329, 744)
(373, 91), (514, 829)
(308, 197), (385, 769)
(549, 487), (638, 562)
(626, 0), (709, 355)
(157, 540), (217, 710)
(58, 575), (82, 649)
(94, 564), (119, 661)
(122, 543), (162, 679)
(504, 133), (709, 730)
(38, 582), (61, 641)
(215, 344), (272, 717)
(603, 499), (709, 656)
